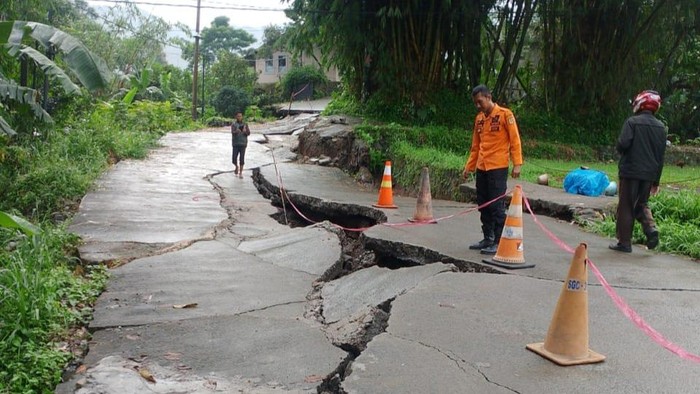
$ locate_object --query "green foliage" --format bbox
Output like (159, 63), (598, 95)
(586, 190), (700, 259)
(177, 15), (256, 67)
(0, 221), (108, 393)
(213, 86), (251, 118)
(256, 24), (290, 59)
(280, 65), (328, 99)
(0, 211), (40, 236)
(0, 101), (194, 219)
(209, 52), (257, 96)
(355, 122), (471, 157)
(244, 105), (262, 122)
(286, 0), (490, 107)
(323, 86), (362, 117)
(0, 20), (112, 136)
(390, 141), (467, 201)
(515, 108), (621, 147)
(65, 2), (172, 72)
(204, 116), (232, 127)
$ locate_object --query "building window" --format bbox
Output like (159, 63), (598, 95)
(264, 59), (274, 74)
(278, 55), (287, 73)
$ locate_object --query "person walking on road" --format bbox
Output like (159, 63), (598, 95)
(463, 85), (523, 255)
(609, 90), (666, 253)
(231, 111), (250, 178)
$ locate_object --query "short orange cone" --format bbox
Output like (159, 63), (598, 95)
(482, 185), (534, 269)
(372, 161), (398, 209)
(526, 243), (606, 366)
(409, 167), (436, 223)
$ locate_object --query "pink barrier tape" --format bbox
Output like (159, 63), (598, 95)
(268, 150), (509, 232)
(587, 259), (700, 363)
(522, 191), (700, 363)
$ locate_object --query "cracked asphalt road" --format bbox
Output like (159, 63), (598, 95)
(58, 127), (700, 393)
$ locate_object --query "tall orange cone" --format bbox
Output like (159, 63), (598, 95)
(526, 243), (606, 366)
(409, 167), (436, 223)
(372, 161), (398, 209)
(482, 185), (534, 269)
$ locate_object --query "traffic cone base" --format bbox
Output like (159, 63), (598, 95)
(526, 243), (605, 366)
(373, 161), (398, 209)
(482, 258), (535, 270)
(373, 202), (398, 209)
(408, 217), (437, 223)
(409, 167), (436, 222)
(525, 342), (605, 366)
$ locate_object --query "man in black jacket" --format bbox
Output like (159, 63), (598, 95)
(609, 90), (667, 253)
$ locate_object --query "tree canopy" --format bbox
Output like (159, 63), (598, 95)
(285, 0), (700, 139)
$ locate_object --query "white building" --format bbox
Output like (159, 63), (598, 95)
(255, 50), (341, 85)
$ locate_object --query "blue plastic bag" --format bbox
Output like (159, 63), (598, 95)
(563, 168), (610, 197)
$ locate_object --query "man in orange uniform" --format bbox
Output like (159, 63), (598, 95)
(463, 85), (523, 254)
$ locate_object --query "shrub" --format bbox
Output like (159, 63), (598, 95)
(0, 222), (108, 393)
(213, 86), (251, 118)
(280, 65), (329, 99)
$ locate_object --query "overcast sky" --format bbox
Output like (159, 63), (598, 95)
(86, 0), (293, 67)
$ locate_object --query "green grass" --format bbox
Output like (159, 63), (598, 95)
(0, 225), (108, 393)
(355, 124), (700, 260)
(585, 190), (700, 259)
(521, 158), (700, 190)
(0, 100), (194, 392)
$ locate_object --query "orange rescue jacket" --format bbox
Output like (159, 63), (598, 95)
(465, 104), (523, 172)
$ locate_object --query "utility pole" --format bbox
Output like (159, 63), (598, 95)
(201, 55), (205, 116)
(191, 0), (202, 120)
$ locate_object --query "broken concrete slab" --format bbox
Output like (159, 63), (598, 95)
(59, 355), (308, 394)
(90, 240), (315, 328)
(342, 333), (513, 394)
(324, 304), (390, 353)
(321, 263), (455, 324)
(237, 226), (342, 276)
(76, 315), (346, 392)
(76, 241), (172, 265)
(379, 272), (700, 393)
(69, 133), (232, 257)
(263, 114), (319, 135)
(249, 133), (268, 144)
(297, 116), (367, 172)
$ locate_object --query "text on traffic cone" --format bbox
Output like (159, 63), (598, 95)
(526, 243), (606, 366)
(372, 161), (398, 209)
(409, 167), (436, 223)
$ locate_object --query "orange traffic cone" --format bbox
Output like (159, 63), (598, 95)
(372, 161), (398, 209)
(409, 167), (436, 223)
(526, 243), (606, 366)
(482, 185), (534, 269)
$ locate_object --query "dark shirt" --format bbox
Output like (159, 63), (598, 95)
(231, 121), (250, 146)
(616, 111), (667, 184)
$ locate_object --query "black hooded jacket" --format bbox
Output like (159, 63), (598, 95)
(616, 111), (667, 185)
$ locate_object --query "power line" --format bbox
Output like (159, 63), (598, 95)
(87, 0), (287, 12)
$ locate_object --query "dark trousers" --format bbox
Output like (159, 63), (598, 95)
(616, 177), (656, 247)
(475, 168), (508, 242)
(232, 145), (247, 167)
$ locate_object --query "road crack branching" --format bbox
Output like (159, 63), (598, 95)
(389, 333), (521, 394)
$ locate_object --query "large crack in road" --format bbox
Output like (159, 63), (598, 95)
(250, 165), (509, 393)
(64, 130), (700, 393)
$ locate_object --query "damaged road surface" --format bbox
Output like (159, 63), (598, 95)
(59, 125), (700, 394)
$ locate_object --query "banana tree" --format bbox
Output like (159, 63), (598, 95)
(0, 20), (112, 136)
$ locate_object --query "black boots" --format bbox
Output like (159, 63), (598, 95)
(608, 243), (632, 253)
(646, 229), (659, 250)
(469, 238), (494, 250)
